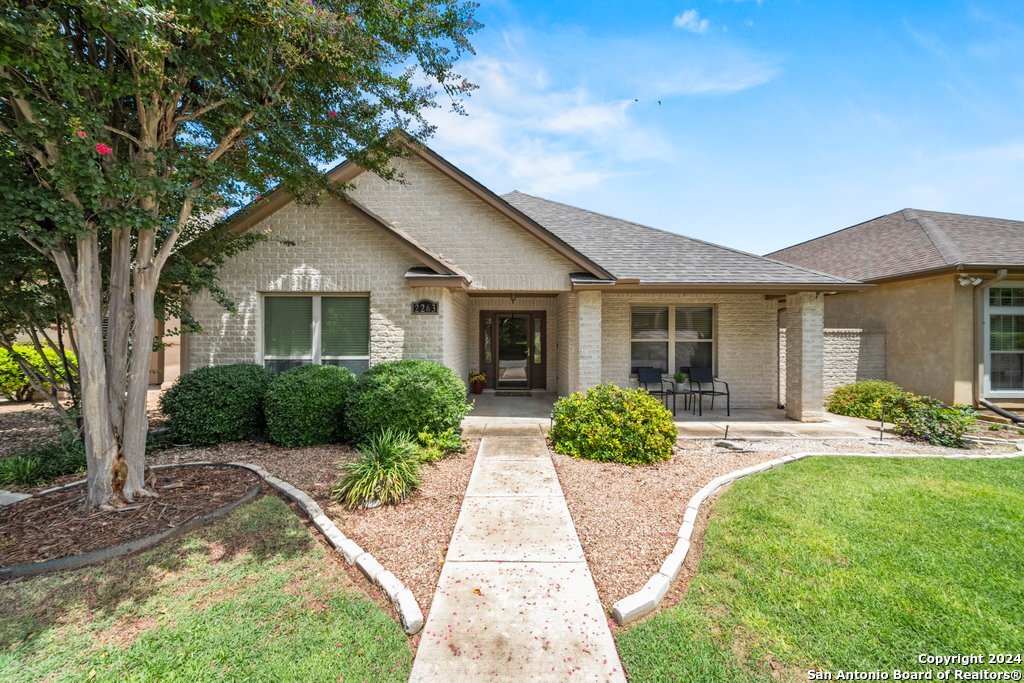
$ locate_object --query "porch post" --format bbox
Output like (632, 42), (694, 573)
(785, 291), (825, 422)
(577, 291), (603, 390)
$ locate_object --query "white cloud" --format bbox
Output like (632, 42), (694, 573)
(674, 9), (710, 34)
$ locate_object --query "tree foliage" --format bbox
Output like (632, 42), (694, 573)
(0, 0), (478, 507)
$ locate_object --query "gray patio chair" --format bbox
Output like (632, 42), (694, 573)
(687, 367), (730, 416)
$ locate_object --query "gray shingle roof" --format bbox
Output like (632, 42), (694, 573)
(767, 208), (1024, 282)
(501, 191), (859, 287)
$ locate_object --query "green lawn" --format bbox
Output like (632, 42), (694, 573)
(617, 457), (1024, 682)
(0, 496), (412, 682)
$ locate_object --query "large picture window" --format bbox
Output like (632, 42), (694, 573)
(262, 294), (370, 375)
(631, 306), (714, 375)
(988, 287), (1024, 394)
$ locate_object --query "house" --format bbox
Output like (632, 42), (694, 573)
(181, 134), (860, 421)
(769, 209), (1024, 410)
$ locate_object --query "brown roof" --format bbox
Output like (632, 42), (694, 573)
(767, 209), (1024, 282)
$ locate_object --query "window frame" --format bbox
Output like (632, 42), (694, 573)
(630, 305), (715, 377)
(259, 293), (370, 370)
(985, 286), (1024, 398)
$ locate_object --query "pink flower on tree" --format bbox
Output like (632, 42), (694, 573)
(76, 131), (88, 139)
(95, 143), (113, 155)
(328, 110), (338, 118)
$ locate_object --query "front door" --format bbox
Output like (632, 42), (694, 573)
(480, 311), (546, 389)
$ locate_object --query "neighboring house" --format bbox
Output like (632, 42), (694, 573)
(181, 134), (859, 421)
(769, 209), (1024, 409)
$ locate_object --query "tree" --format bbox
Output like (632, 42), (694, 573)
(0, 0), (478, 508)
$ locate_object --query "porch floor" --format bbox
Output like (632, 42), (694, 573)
(463, 392), (884, 440)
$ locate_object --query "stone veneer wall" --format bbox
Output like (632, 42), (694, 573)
(779, 328), (886, 404)
(188, 197), (446, 370)
(601, 292), (779, 409)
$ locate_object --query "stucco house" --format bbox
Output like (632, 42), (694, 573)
(769, 209), (1024, 410)
(181, 134), (859, 421)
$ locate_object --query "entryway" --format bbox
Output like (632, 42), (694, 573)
(479, 311), (546, 390)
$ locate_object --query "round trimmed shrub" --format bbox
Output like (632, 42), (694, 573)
(346, 360), (471, 445)
(265, 364), (357, 447)
(160, 363), (273, 445)
(550, 382), (677, 464)
(826, 380), (905, 421)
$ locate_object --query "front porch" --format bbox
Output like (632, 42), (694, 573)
(462, 391), (881, 439)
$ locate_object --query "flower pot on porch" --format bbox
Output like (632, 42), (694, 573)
(471, 380), (485, 394)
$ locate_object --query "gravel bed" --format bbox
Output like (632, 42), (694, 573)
(149, 438), (478, 612)
(553, 437), (1017, 612)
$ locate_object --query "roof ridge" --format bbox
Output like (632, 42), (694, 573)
(504, 191), (860, 285)
(902, 209), (963, 266)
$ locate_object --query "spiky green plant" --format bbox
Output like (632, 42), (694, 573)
(330, 428), (422, 508)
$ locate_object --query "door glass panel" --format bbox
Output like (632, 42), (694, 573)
(498, 315), (529, 387)
(483, 318), (493, 365)
(533, 317), (542, 364)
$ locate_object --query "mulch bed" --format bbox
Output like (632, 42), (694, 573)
(0, 464), (261, 568)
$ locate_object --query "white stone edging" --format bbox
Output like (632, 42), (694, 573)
(610, 449), (1024, 626)
(226, 462), (425, 635)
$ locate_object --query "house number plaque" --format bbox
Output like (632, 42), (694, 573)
(411, 299), (439, 315)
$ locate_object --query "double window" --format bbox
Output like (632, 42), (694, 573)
(262, 294), (370, 374)
(988, 287), (1024, 394)
(631, 306), (714, 375)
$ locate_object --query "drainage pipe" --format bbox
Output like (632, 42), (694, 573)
(979, 398), (1024, 424)
(973, 269), (1008, 407)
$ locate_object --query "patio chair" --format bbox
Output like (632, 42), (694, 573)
(687, 367), (730, 417)
(638, 367), (675, 414)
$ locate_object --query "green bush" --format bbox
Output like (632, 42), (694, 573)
(0, 429), (86, 487)
(417, 427), (464, 463)
(330, 427), (422, 508)
(265, 364), (357, 447)
(826, 380), (906, 421)
(550, 382), (677, 464)
(345, 360), (471, 445)
(889, 393), (977, 447)
(0, 344), (77, 402)
(160, 363), (273, 445)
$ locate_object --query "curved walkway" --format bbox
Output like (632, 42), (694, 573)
(410, 425), (624, 682)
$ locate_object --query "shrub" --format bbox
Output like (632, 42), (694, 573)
(826, 380), (906, 421)
(265, 364), (357, 447)
(160, 363), (273, 445)
(0, 429), (86, 487)
(0, 344), (78, 402)
(346, 360), (471, 445)
(330, 427), (422, 508)
(417, 427), (464, 463)
(888, 393), (977, 447)
(550, 382), (677, 465)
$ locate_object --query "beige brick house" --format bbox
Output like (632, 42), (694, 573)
(182, 134), (858, 421)
(770, 209), (1024, 410)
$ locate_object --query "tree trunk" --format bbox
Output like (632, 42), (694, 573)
(121, 273), (156, 501)
(105, 227), (133, 445)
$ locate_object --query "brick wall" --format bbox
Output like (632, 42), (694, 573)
(779, 327), (886, 403)
(600, 292), (779, 409)
(188, 197), (447, 370)
(443, 289), (470, 386)
(556, 293), (578, 396)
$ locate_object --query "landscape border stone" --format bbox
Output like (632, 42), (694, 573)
(610, 449), (1024, 626)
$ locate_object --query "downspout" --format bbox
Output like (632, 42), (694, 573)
(973, 268), (1008, 408)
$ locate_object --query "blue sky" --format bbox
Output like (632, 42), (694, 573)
(424, 0), (1024, 254)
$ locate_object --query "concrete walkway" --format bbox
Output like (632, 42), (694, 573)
(410, 424), (624, 682)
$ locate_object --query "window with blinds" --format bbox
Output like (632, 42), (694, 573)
(631, 306), (714, 375)
(989, 287), (1024, 392)
(263, 294), (369, 374)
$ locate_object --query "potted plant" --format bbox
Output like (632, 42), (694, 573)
(674, 370), (689, 386)
(469, 371), (486, 394)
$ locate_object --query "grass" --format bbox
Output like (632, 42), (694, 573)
(617, 457), (1024, 682)
(0, 496), (412, 682)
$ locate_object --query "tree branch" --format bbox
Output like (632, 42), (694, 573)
(173, 98), (229, 125)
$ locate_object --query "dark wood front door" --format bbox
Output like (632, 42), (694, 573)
(480, 311), (546, 390)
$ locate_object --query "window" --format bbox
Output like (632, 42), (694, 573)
(988, 287), (1024, 394)
(631, 306), (714, 375)
(262, 294), (369, 374)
